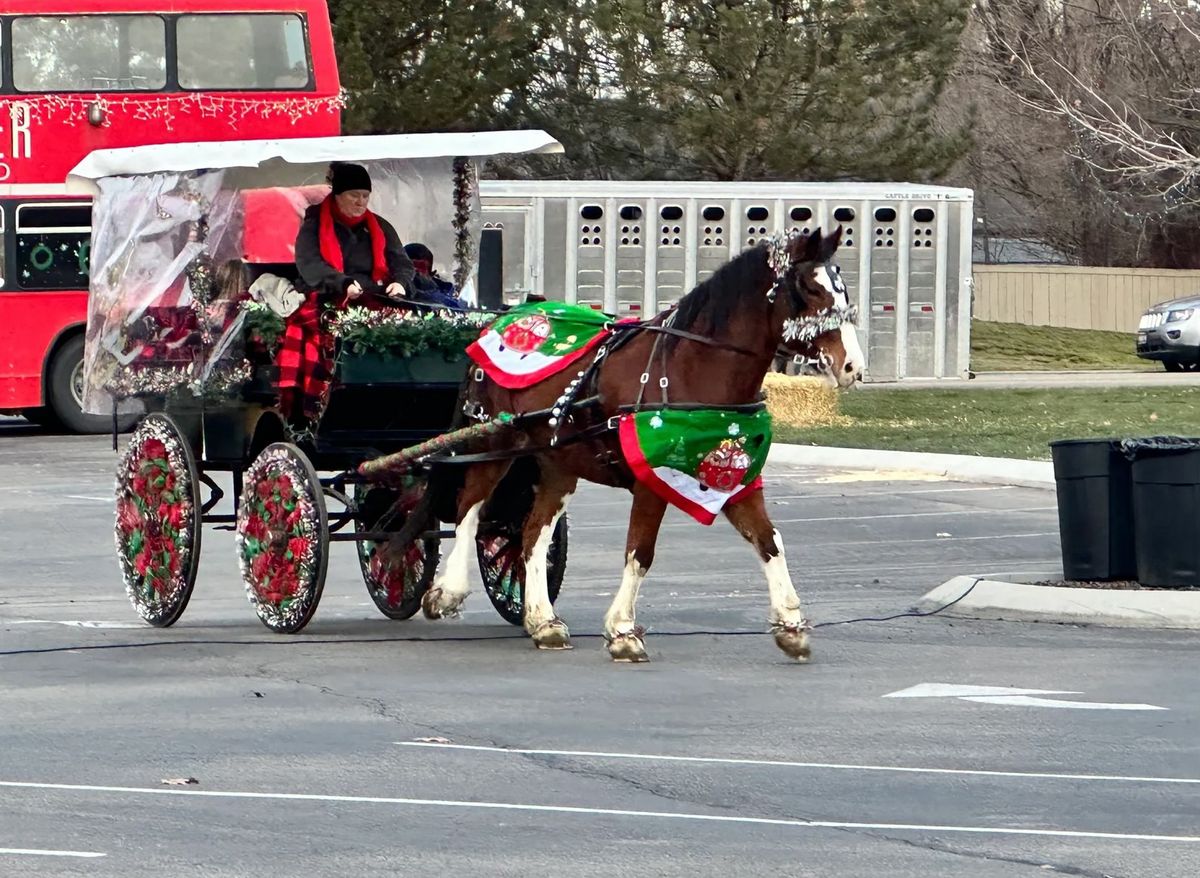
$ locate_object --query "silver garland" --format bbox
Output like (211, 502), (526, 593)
(781, 305), (860, 343)
(766, 229), (806, 279)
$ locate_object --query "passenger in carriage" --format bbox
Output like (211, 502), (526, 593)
(404, 242), (465, 311)
(293, 161), (415, 306)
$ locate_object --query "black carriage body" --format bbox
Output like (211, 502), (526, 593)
(145, 258), (470, 471)
(119, 260), (565, 634)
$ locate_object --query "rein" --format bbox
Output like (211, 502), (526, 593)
(614, 319), (761, 359)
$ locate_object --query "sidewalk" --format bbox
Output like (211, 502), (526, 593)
(771, 442), (1200, 630)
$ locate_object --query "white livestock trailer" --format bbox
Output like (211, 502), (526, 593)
(479, 180), (975, 382)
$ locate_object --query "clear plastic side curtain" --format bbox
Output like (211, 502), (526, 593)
(81, 158), (474, 415)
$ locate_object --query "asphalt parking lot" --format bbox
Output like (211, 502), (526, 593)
(2, 416), (1198, 878)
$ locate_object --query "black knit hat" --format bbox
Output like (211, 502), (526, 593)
(329, 162), (372, 195)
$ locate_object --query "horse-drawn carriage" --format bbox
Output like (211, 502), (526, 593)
(75, 131), (864, 661)
(73, 132), (570, 634)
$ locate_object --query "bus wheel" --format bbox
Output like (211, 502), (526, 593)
(45, 335), (133, 434)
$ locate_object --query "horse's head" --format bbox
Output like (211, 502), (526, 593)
(768, 227), (865, 389)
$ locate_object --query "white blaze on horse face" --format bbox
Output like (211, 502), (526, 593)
(813, 265), (847, 307)
(814, 265), (864, 386)
(435, 501), (483, 603)
(604, 550), (647, 638)
(762, 529), (806, 627)
(523, 494), (571, 632)
(839, 324), (865, 385)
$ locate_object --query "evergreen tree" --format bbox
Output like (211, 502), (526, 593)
(329, 0), (971, 183)
(328, 0), (557, 133)
(590, 0), (972, 181)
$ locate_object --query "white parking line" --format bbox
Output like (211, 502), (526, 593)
(0, 780), (1196, 843)
(0, 848), (106, 858)
(818, 531), (1057, 546)
(768, 486), (1019, 501)
(394, 741), (1200, 786)
(571, 507), (1058, 530)
(576, 486), (1018, 507)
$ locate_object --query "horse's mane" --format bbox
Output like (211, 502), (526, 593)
(664, 244), (773, 348)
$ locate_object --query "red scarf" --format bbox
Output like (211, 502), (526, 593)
(318, 195), (388, 286)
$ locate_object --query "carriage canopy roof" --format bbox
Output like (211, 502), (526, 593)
(67, 130), (564, 190)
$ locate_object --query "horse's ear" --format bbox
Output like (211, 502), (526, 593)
(790, 227), (822, 263)
(818, 225), (843, 262)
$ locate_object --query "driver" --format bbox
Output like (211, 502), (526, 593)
(278, 162), (418, 428)
(293, 162), (415, 306)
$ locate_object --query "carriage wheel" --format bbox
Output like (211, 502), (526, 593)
(354, 478), (439, 619)
(236, 443), (328, 634)
(114, 413), (203, 627)
(476, 516), (568, 627)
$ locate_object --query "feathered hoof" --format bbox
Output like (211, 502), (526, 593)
(529, 618), (573, 650)
(606, 629), (649, 663)
(421, 587), (463, 621)
(772, 622), (811, 662)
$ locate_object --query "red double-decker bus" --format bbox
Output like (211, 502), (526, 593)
(0, 0), (341, 431)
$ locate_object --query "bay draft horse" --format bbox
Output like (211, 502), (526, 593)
(424, 227), (863, 662)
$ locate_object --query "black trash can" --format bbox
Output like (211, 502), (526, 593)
(1126, 437), (1200, 587)
(1049, 439), (1136, 581)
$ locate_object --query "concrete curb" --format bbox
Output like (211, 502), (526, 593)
(919, 575), (1200, 630)
(768, 444), (1054, 489)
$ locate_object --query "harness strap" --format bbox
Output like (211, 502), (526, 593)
(617, 321), (760, 358)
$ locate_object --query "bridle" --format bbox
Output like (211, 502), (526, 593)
(765, 230), (859, 361)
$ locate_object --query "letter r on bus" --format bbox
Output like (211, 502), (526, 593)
(11, 103), (31, 160)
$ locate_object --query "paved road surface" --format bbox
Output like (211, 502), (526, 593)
(1, 421), (1198, 877)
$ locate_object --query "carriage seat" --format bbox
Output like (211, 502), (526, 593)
(244, 261), (304, 318)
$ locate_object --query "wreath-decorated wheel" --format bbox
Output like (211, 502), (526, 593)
(114, 413), (203, 627)
(354, 478), (439, 620)
(476, 515), (568, 627)
(236, 443), (328, 634)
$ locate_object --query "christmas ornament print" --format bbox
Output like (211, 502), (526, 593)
(697, 438), (753, 491)
(500, 313), (552, 353)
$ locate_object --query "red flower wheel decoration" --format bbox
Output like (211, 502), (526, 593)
(114, 413), (202, 627)
(354, 479), (439, 620)
(236, 443), (328, 634)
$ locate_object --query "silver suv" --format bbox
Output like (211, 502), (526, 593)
(1137, 295), (1200, 371)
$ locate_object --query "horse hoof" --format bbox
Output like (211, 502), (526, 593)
(772, 622), (811, 662)
(607, 630), (649, 663)
(530, 618), (572, 650)
(421, 588), (463, 621)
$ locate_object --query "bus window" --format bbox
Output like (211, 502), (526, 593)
(12, 16), (167, 92)
(177, 14), (311, 90)
(15, 203), (92, 292)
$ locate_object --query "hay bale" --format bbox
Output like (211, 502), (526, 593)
(762, 372), (843, 428)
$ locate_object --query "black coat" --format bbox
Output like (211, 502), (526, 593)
(294, 204), (415, 300)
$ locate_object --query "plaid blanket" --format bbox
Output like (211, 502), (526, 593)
(276, 294), (335, 425)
